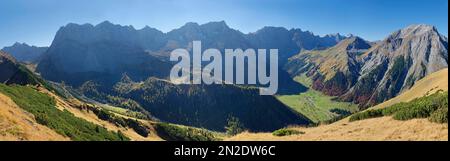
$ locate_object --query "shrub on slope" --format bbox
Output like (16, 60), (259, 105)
(0, 84), (129, 141)
(349, 91), (448, 123)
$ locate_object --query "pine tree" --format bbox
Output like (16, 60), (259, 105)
(225, 116), (245, 136)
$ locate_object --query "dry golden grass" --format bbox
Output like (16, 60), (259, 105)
(1, 84), (162, 141)
(2, 68), (447, 141)
(228, 68), (448, 141)
(371, 68), (448, 110)
(0, 93), (68, 141)
(228, 117), (447, 141)
(39, 87), (163, 141)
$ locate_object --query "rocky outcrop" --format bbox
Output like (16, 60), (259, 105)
(36, 21), (346, 87)
(1, 42), (48, 63)
(287, 24), (448, 108)
(0, 51), (38, 85)
(36, 21), (172, 87)
(286, 36), (371, 96)
(341, 24), (448, 107)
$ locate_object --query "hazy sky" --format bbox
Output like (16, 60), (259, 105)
(0, 0), (448, 48)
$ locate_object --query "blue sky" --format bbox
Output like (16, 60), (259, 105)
(0, 0), (448, 48)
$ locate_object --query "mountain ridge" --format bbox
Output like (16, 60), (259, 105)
(343, 24), (448, 106)
(1, 42), (48, 63)
(286, 24), (448, 107)
(228, 68), (449, 141)
(285, 36), (372, 96)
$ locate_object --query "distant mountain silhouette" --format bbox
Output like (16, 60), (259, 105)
(36, 21), (343, 92)
(286, 24), (448, 108)
(0, 51), (42, 85)
(37, 21), (345, 79)
(35, 21), (329, 131)
(1, 42), (48, 63)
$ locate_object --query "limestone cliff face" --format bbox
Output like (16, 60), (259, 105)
(36, 21), (172, 86)
(342, 24), (448, 107)
(36, 21), (345, 87)
(0, 51), (38, 85)
(287, 24), (448, 108)
(285, 36), (371, 96)
(1, 42), (48, 63)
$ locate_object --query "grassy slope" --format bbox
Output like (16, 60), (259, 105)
(276, 74), (358, 123)
(370, 68), (448, 110)
(0, 84), (129, 141)
(229, 68), (448, 141)
(40, 87), (163, 141)
(1, 83), (218, 141)
(0, 92), (68, 141)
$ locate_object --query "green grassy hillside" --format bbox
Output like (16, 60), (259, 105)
(277, 74), (358, 123)
(0, 84), (129, 141)
(78, 77), (312, 132)
(350, 91), (448, 123)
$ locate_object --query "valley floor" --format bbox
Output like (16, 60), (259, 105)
(1, 68), (448, 141)
(0, 86), (162, 141)
(228, 68), (449, 141)
(276, 74), (358, 123)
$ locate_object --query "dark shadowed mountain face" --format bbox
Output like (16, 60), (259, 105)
(34, 21), (324, 131)
(36, 21), (345, 90)
(342, 24), (448, 107)
(285, 36), (372, 96)
(0, 51), (41, 85)
(165, 21), (252, 51)
(246, 27), (347, 63)
(78, 76), (311, 132)
(287, 24), (448, 108)
(36, 21), (173, 87)
(1, 42), (48, 63)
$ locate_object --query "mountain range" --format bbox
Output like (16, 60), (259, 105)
(27, 21), (353, 131)
(1, 21), (448, 136)
(1, 42), (48, 63)
(286, 24), (448, 107)
(22, 21), (348, 79)
(0, 50), (41, 85)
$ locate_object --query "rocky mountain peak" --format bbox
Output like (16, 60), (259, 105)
(256, 26), (289, 34)
(0, 51), (16, 63)
(400, 24), (437, 37)
(1, 42), (48, 63)
(96, 20), (114, 27)
(387, 24), (440, 40)
(341, 24), (448, 107)
(339, 36), (372, 51)
(95, 21), (135, 31)
(141, 25), (160, 32)
(324, 33), (347, 41)
(178, 22), (200, 30)
(12, 42), (27, 47)
(201, 21), (229, 29)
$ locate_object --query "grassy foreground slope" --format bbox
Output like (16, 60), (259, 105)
(0, 84), (129, 141)
(370, 68), (448, 110)
(1, 83), (221, 141)
(0, 92), (68, 141)
(80, 77), (311, 132)
(228, 68), (448, 141)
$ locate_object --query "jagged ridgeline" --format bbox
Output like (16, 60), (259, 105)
(0, 51), (129, 141)
(25, 21), (448, 133)
(286, 25), (448, 108)
(1, 42), (48, 63)
(0, 51), (52, 87)
(35, 21), (346, 86)
(80, 76), (311, 132)
(33, 21), (345, 132)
